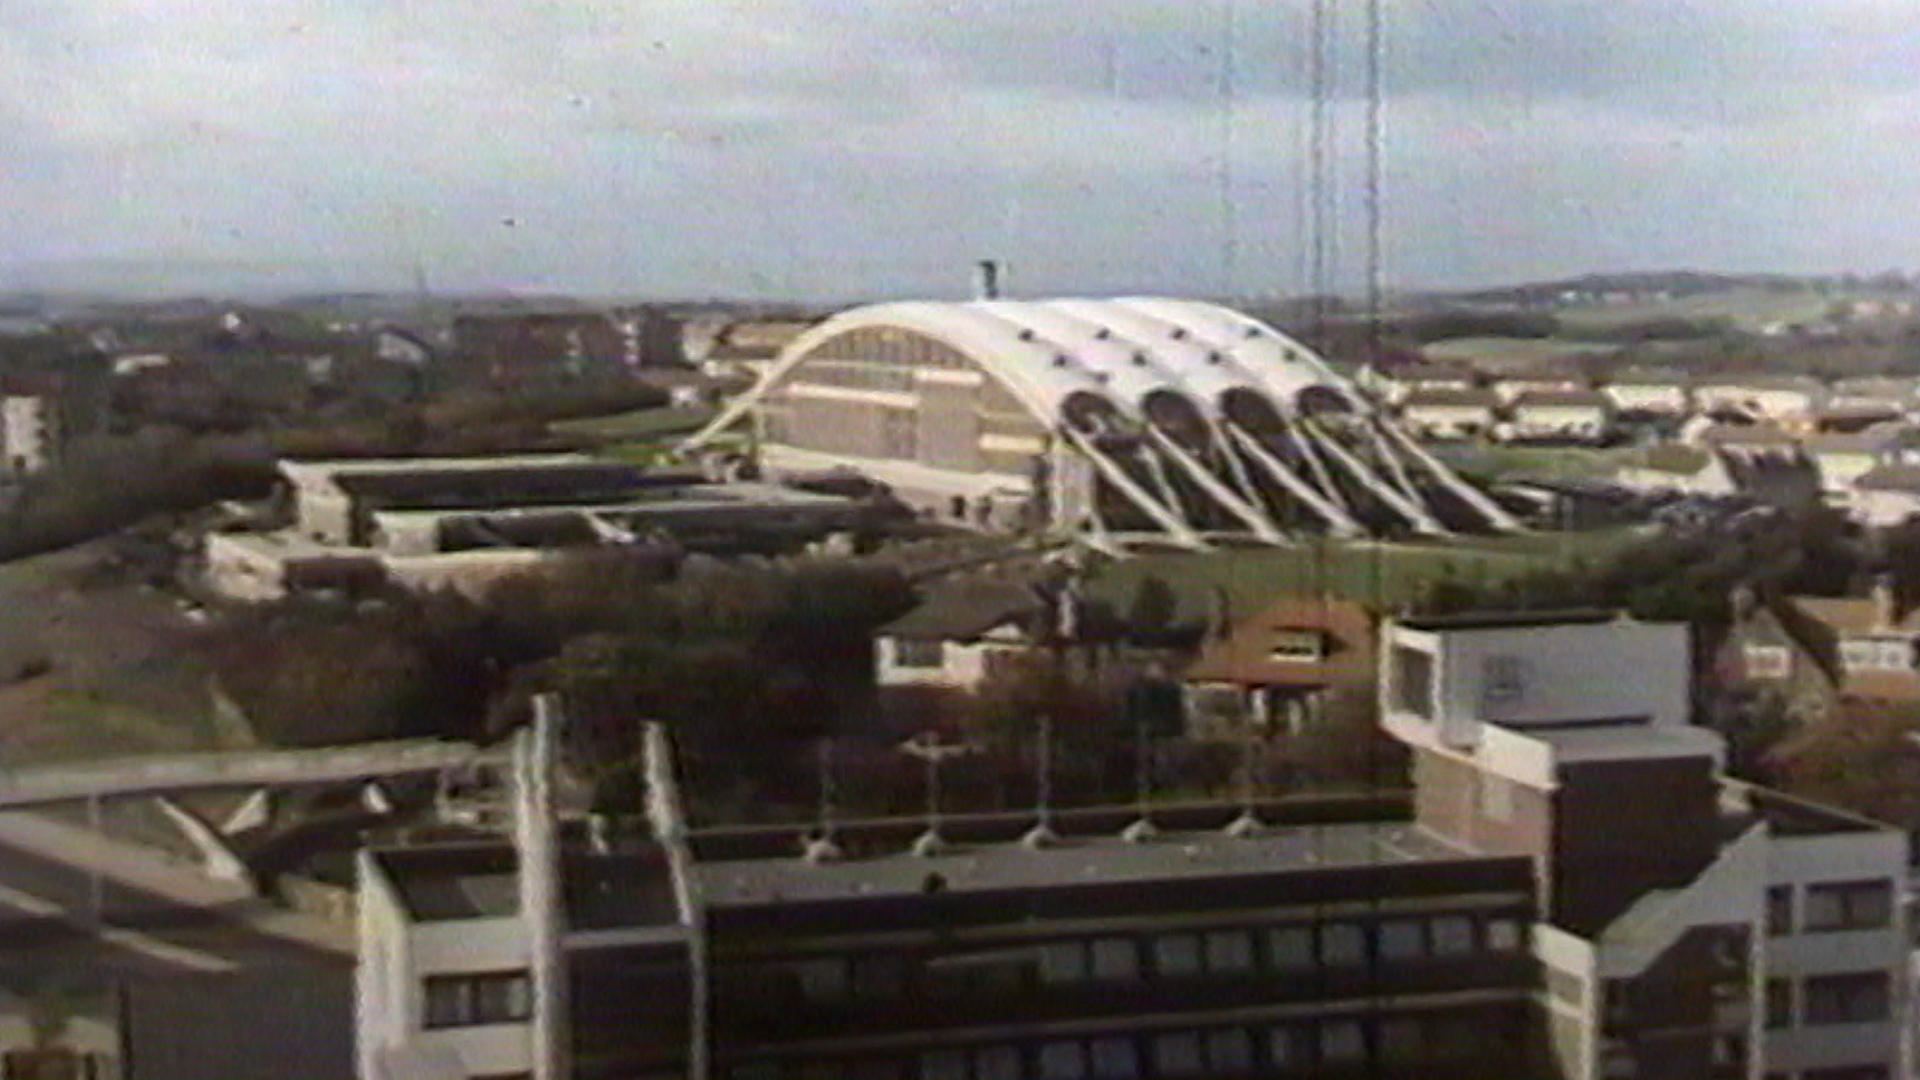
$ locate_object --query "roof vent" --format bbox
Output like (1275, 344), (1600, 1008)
(1131, 352), (1149, 367)
(1244, 326), (1264, 339)
(1206, 351), (1226, 365)
(1093, 328), (1113, 341)
(1092, 371), (1111, 384)
(1169, 328), (1189, 341)
(1017, 328), (1037, 342)
(1052, 354), (1071, 368)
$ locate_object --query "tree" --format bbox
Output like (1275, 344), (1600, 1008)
(1126, 575), (1178, 636)
(1767, 700), (1920, 828)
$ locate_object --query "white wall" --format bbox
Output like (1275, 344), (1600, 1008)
(1431, 621), (1691, 733)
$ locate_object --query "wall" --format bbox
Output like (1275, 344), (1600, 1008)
(1763, 829), (1909, 1078)
(1430, 621), (1690, 734)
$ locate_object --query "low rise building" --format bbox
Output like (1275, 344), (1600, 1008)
(1792, 582), (1920, 705)
(355, 614), (1914, 1080)
(1613, 444), (1738, 497)
(1181, 595), (1377, 739)
(1397, 388), (1500, 441)
(1848, 464), (1920, 528)
(0, 394), (56, 477)
(1694, 376), (1828, 425)
(1601, 367), (1692, 418)
(1500, 390), (1614, 444)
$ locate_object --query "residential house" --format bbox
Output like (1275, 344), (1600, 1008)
(1377, 360), (1481, 408)
(1397, 387), (1500, 441)
(1792, 581), (1920, 705)
(1181, 595), (1377, 739)
(1848, 464), (1920, 527)
(874, 578), (1065, 694)
(1602, 366), (1693, 418)
(1693, 375), (1828, 425)
(1826, 376), (1920, 416)
(1806, 403), (1906, 436)
(1716, 586), (1838, 721)
(1489, 370), (1589, 408)
(1804, 426), (1910, 507)
(1499, 389), (1614, 444)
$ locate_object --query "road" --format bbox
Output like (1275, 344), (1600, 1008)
(0, 818), (354, 1080)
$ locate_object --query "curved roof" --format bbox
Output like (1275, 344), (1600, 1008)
(733, 298), (1366, 428)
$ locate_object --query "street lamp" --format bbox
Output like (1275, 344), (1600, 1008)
(899, 731), (977, 857)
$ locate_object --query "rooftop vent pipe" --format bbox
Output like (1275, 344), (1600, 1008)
(975, 259), (1001, 300)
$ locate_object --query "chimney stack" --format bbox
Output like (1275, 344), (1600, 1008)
(975, 259), (1002, 301)
(1872, 573), (1899, 632)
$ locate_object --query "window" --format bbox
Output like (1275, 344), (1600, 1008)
(1482, 655), (1527, 706)
(974, 1048), (1021, 1080)
(1151, 1034), (1203, 1076)
(920, 1051), (968, 1080)
(1267, 1026), (1303, 1067)
(1804, 973), (1891, 1025)
(1377, 919), (1428, 960)
(1320, 1021), (1365, 1062)
(1431, 915), (1476, 956)
(1392, 647), (1434, 717)
(794, 957), (849, 1003)
(893, 639), (945, 669)
(1204, 1029), (1253, 1070)
(1089, 938), (1139, 981)
(1803, 880), (1894, 932)
(1318, 922), (1367, 966)
(1377, 1018), (1424, 1061)
(1152, 934), (1202, 976)
(1743, 644), (1789, 679)
(1766, 885), (1794, 936)
(1040, 941), (1088, 984)
(1038, 1042), (1087, 1080)
(1266, 926), (1314, 969)
(1088, 1038), (1138, 1079)
(1266, 629), (1324, 663)
(422, 971), (532, 1029)
(1204, 929), (1255, 972)
(1765, 978), (1792, 1029)
(1484, 917), (1524, 952)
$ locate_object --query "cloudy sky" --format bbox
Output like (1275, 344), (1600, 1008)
(2, 0), (1917, 300)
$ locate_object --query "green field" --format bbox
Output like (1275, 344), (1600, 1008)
(1086, 529), (1639, 619)
(1420, 337), (1622, 366)
(1552, 288), (1844, 335)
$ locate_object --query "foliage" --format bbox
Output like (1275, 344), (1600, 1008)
(0, 429), (277, 562)
(1767, 700), (1920, 828)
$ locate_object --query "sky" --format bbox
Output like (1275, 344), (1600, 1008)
(2, 0), (1918, 301)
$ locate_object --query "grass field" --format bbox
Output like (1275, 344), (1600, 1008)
(1085, 528), (1639, 620)
(1420, 337), (1622, 367)
(1552, 288), (1843, 335)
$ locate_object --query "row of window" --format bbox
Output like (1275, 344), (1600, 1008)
(728, 1012), (1507, 1080)
(422, 971), (532, 1029)
(1766, 879), (1894, 936)
(804, 328), (972, 372)
(766, 913), (1526, 1007)
(1765, 972), (1892, 1028)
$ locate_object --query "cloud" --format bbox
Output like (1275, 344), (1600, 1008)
(1, 0), (1917, 297)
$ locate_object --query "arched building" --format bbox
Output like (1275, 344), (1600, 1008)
(683, 299), (1521, 549)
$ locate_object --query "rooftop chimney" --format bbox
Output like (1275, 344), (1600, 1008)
(975, 259), (1002, 301)
(1873, 573), (1899, 631)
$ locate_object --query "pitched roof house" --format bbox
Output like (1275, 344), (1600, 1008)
(1182, 595), (1378, 739)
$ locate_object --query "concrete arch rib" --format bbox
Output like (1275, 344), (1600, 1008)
(1114, 298), (1370, 413)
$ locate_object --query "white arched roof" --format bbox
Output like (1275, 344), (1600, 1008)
(707, 297), (1370, 437)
